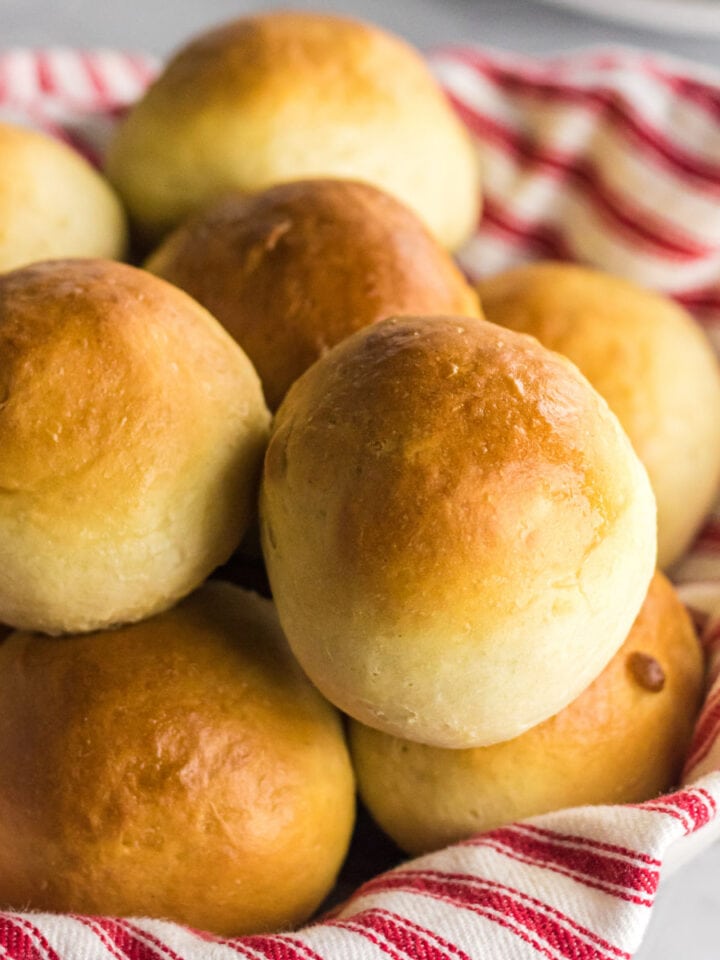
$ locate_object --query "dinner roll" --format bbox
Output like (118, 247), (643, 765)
(0, 122), (126, 271)
(0, 259), (269, 634)
(349, 572), (704, 853)
(261, 315), (657, 748)
(0, 583), (355, 934)
(478, 262), (720, 569)
(147, 179), (481, 409)
(105, 11), (480, 249)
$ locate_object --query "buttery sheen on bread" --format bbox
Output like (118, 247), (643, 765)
(261, 315), (657, 748)
(0, 583), (355, 934)
(0, 122), (126, 271)
(0, 259), (270, 634)
(106, 11), (480, 249)
(147, 179), (481, 409)
(478, 262), (720, 568)
(349, 572), (704, 853)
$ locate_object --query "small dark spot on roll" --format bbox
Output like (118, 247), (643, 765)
(628, 651), (665, 692)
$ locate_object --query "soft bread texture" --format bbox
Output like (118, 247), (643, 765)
(0, 259), (270, 634)
(478, 262), (720, 569)
(260, 315), (657, 748)
(349, 572), (704, 854)
(106, 11), (480, 249)
(147, 179), (482, 409)
(0, 122), (126, 271)
(0, 583), (356, 934)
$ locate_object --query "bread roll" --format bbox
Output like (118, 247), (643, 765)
(0, 259), (269, 634)
(0, 583), (355, 934)
(261, 315), (657, 748)
(0, 122), (126, 271)
(478, 262), (720, 568)
(350, 572), (704, 854)
(147, 179), (481, 409)
(105, 12), (480, 250)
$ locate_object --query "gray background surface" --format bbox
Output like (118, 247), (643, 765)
(3, 0), (720, 62)
(4, 0), (720, 956)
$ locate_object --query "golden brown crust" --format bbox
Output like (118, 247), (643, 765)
(0, 259), (270, 633)
(147, 179), (481, 408)
(478, 261), (720, 568)
(0, 123), (126, 272)
(261, 314), (657, 748)
(350, 572), (704, 854)
(106, 12), (480, 249)
(0, 583), (355, 934)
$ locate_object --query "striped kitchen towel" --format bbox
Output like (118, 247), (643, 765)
(1, 44), (720, 960)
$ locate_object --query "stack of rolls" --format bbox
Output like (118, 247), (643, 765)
(0, 257), (355, 933)
(0, 10), (484, 928)
(260, 302), (709, 855)
(0, 5), (715, 934)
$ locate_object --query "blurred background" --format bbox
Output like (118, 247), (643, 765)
(3, 0), (720, 957)
(3, 0), (720, 61)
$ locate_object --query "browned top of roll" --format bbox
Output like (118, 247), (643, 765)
(147, 179), (481, 409)
(105, 11), (481, 249)
(0, 583), (354, 934)
(0, 258), (259, 507)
